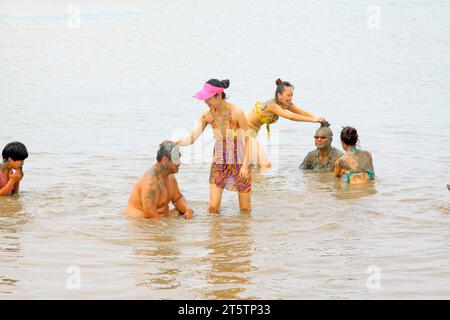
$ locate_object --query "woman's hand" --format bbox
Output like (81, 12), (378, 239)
(316, 117), (330, 127)
(239, 165), (250, 179)
(167, 140), (178, 145)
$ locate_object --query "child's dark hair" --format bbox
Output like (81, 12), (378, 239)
(340, 126), (359, 146)
(156, 141), (177, 162)
(206, 79), (229, 99)
(275, 78), (294, 103)
(2, 142), (28, 162)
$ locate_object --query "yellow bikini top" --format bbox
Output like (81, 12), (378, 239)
(252, 100), (279, 137)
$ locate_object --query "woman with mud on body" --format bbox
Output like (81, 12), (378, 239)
(334, 126), (375, 184)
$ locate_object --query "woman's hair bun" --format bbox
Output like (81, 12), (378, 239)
(221, 79), (230, 89)
(340, 126), (359, 146)
(275, 78), (283, 86)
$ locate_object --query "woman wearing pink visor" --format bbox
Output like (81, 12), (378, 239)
(176, 79), (252, 213)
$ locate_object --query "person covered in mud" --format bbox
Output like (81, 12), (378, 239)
(126, 141), (193, 220)
(300, 124), (343, 171)
(1, 141), (28, 196)
(334, 126), (375, 184)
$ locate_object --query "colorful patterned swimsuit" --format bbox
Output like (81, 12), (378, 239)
(209, 103), (251, 193)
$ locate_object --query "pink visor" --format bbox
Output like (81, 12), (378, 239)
(193, 83), (224, 101)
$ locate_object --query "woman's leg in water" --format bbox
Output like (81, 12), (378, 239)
(238, 191), (252, 213)
(256, 140), (271, 168)
(209, 183), (224, 213)
(249, 135), (271, 169)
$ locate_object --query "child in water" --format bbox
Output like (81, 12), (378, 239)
(0, 142), (28, 196)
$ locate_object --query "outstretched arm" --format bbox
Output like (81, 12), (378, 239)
(269, 103), (322, 123)
(176, 112), (208, 146)
(288, 104), (316, 118)
(140, 175), (161, 220)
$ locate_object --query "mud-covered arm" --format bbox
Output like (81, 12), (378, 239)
(334, 158), (343, 177)
(300, 153), (312, 169)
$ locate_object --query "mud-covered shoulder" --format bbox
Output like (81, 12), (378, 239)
(336, 153), (351, 170)
(358, 149), (374, 170)
(331, 147), (344, 157)
(300, 150), (317, 169)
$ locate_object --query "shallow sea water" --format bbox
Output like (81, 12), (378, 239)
(0, 0), (449, 299)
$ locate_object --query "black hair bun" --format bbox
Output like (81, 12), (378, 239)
(275, 78), (283, 86)
(221, 79), (230, 89)
(340, 126), (358, 145)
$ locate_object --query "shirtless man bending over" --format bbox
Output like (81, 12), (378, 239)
(126, 141), (193, 220)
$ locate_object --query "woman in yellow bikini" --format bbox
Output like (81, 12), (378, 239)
(246, 79), (328, 168)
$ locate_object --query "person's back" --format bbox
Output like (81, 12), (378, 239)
(336, 149), (374, 184)
(334, 127), (375, 184)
